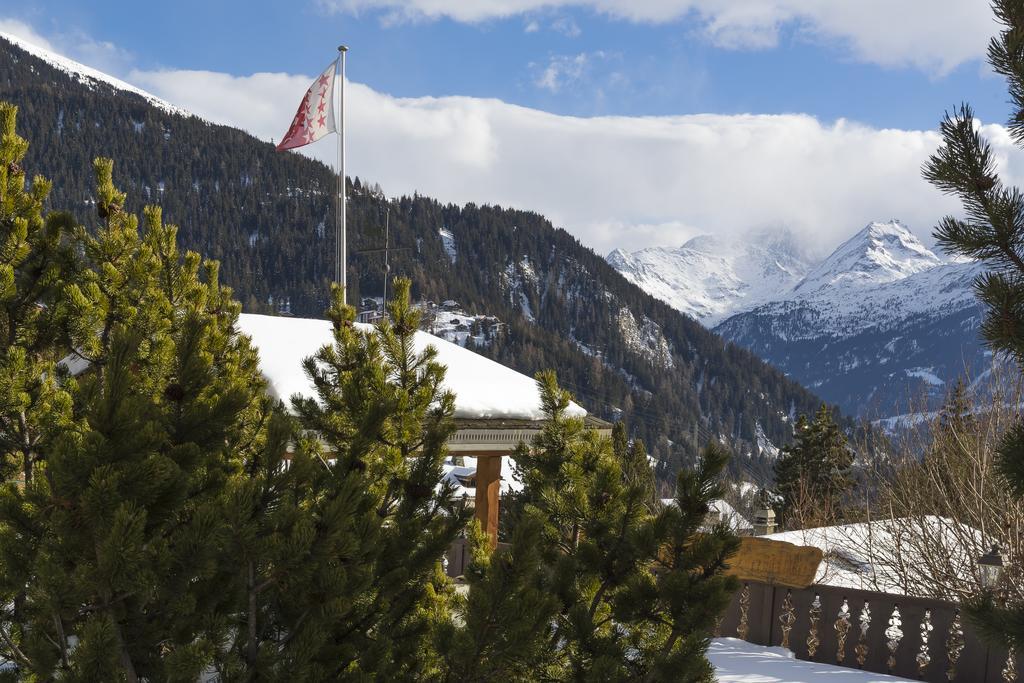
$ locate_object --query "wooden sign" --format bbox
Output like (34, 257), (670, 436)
(725, 537), (822, 589)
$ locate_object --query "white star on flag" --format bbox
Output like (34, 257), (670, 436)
(276, 59), (338, 151)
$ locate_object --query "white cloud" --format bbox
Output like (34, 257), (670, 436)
(550, 16), (581, 37)
(532, 52), (597, 92)
(320, 0), (998, 74)
(0, 19), (54, 51)
(125, 65), (1024, 256)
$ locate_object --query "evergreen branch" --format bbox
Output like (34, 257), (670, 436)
(0, 622), (31, 672)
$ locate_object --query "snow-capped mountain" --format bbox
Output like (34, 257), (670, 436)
(715, 222), (986, 418)
(792, 221), (942, 296)
(608, 220), (988, 418)
(607, 228), (814, 325)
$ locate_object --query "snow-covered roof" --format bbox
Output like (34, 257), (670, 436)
(762, 516), (980, 596)
(236, 313), (587, 421)
(710, 499), (753, 531)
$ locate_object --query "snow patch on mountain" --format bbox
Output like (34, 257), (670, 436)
(501, 256), (539, 322)
(905, 367), (945, 386)
(616, 307), (674, 369)
(430, 310), (505, 348)
(438, 227), (456, 263)
(755, 422), (781, 459)
(1, 31), (191, 117)
(719, 231), (982, 342)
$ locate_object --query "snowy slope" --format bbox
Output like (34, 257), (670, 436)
(0, 30), (191, 117)
(607, 228), (812, 325)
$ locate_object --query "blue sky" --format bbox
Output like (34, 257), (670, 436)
(2, 0), (1022, 255)
(8, 0), (1011, 128)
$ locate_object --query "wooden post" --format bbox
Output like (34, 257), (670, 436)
(474, 455), (502, 548)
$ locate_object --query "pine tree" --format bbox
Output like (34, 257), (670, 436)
(921, 0), (1024, 653)
(773, 404), (852, 529)
(206, 407), (330, 681)
(0, 101), (77, 679)
(284, 277), (469, 679)
(447, 374), (739, 681)
(437, 513), (560, 682)
(0, 102), (73, 486)
(613, 421), (657, 510)
(937, 378), (974, 436)
(0, 128), (270, 678)
(56, 165), (267, 681)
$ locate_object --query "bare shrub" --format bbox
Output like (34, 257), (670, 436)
(852, 368), (1024, 602)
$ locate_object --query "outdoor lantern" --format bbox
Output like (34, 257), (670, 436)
(978, 544), (1007, 590)
(753, 489), (777, 536)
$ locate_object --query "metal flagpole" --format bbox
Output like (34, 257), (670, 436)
(336, 45), (348, 297)
(382, 206), (390, 312)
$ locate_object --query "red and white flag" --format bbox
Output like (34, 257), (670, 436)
(276, 59), (338, 151)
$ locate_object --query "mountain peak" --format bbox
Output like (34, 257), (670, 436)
(680, 234), (725, 252)
(793, 220), (940, 295)
(607, 228), (813, 324)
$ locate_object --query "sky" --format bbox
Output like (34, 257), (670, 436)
(1, 0), (1023, 256)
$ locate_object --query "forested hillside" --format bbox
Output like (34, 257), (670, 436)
(0, 35), (829, 479)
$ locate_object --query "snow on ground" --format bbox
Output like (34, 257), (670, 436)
(735, 481), (760, 498)
(441, 455), (525, 499)
(710, 638), (912, 682)
(236, 313), (586, 420)
(763, 516), (979, 596)
(1, 31), (192, 117)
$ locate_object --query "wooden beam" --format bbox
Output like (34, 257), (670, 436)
(474, 455), (502, 548)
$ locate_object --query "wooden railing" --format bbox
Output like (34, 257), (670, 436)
(719, 581), (1020, 682)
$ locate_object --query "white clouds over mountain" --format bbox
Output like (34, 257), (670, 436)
(4, 16), (1022, 257)
(129, 63), (1024, 254)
